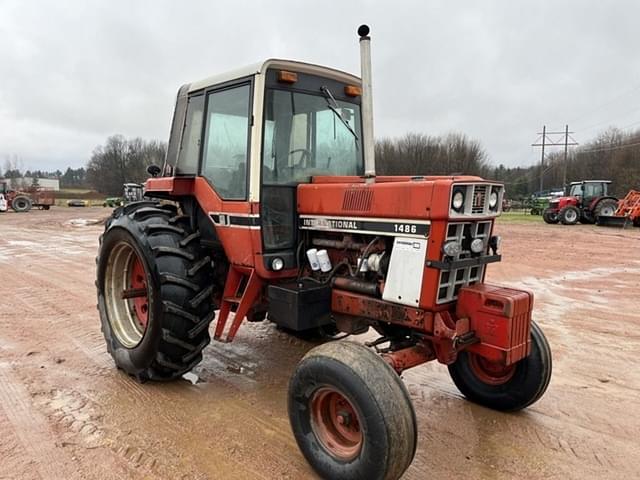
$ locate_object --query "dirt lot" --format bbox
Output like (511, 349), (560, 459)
(1, 207), (639, 480)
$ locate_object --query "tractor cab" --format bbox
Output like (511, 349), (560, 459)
(567, 180), (611, 207)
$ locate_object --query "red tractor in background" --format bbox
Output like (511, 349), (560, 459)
(0, 181), (55, 212)
(543, 180), (618, 225)
(95, 26), (552, 479)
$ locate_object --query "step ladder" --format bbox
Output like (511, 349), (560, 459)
(213, 266), (264, 343)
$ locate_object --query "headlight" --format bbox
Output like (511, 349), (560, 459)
(470, 238), (485, 254)
(489, 191), (498, 208)
(271, 257), (284, 271)
(452, 191), (465, 211)
(443, 241), (461, 257)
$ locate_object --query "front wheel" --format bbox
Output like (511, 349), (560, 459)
(559, 205), (580, 225)
(542, 209), (558, 224)
(288, 342), (417, 480)
(448, 321), (552, 411)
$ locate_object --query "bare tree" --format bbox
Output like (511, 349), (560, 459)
(86, 135), (166, 195)
(375, 132), (490, 177)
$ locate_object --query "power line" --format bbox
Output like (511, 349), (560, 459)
(576, 140), (640, 155)
(575, 106), (640, 133)
(568, 82), (640, 125)
(531, 125), (578, 191)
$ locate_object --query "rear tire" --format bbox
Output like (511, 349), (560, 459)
(542, 209), (558, 224)
(12, 195), (32, 212)
(594, 198), (618, 219)
(96, 201), (216, 381)
(288, 342), (417, 480)
(559, 205), (580, 225)
(448, 321), (552, 411)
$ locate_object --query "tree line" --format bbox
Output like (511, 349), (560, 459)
(85, 135), (166, 195)
(490, 127), (640, 198)
(4, 127), (639, 199)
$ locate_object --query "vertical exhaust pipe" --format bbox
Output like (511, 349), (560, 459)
(358, 25), (376, 183)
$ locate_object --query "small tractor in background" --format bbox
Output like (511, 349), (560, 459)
(525, 188), (563, 216)
(543, 180), (618, 225)
(0, 181), (55, 212)
(95, 26), (552, 479)
(103, 183), (144, 207)
(597, 190), (640, 228)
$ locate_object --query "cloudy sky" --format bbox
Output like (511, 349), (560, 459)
(1, 0), (639, 172)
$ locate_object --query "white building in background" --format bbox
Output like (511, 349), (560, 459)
(1, 177), (60, 191)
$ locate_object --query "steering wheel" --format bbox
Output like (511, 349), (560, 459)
(289, 148), (312, 168)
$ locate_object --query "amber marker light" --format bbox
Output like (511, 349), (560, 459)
(344, 85), (362, 96)
(278, 70), (298, 83)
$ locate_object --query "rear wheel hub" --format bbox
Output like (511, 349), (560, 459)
(104, 242), (149, 348)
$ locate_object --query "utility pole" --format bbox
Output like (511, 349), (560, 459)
(538, 125), (546, 192)
(531, 126), (578, 193)
(562, 124), (569, 189)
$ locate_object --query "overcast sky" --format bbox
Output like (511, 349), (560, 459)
(1, 0), (639, 172)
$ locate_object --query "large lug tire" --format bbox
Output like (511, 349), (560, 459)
(12, 195), (32, 212)
(288, 342), (417, 480)
(594, 198), (618, 218)
(542, 208), (559, 224)
(448, 321), (552, 412)
(96, 201), (216, 382)
(558, 205), (580, 225)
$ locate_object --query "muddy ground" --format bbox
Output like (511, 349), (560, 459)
(0, 207), (638, 480)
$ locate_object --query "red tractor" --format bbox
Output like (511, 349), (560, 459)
(543, 180), (618, 225)
(0, 181), (55, 212)
(96, 26), (551, 479)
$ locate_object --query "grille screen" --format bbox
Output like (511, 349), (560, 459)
(342, 188), (373, 211)
(437, 221), (491, 303)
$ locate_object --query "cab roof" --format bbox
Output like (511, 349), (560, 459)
(570, 180), (611, 185)
(187, 59), (361, 93)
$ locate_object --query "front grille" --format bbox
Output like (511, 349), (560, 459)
(437, 221), (491, 304)
(450, 183), (503, 217)
(471, 185), (488, 214)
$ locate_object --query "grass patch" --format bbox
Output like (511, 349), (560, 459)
(497, 212), (543, 223)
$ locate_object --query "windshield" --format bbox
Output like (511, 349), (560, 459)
(262, 89), (363, 184)
(569, 184), (582, 196)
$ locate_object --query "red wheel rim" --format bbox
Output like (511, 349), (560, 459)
(310, 387), (363, 461)
(129, 254), (148, 330)
(469, 354), (516, 386)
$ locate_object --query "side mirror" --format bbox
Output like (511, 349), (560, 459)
(147, 164), (161, 177)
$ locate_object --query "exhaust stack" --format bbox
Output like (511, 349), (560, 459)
(358, 25), (376, 183)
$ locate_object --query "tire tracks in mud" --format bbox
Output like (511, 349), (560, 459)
(0, 361), (81, 480)
(2, 264), (307, 479)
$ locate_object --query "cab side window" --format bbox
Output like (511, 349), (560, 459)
(201, 84), (251, 199)
(176, 94), (204, 175)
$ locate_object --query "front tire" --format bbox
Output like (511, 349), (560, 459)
(97, 202), (216, 381)
(542, 209), (558, 224)
(559, 205), (580, 225)
(288, 342), (417, 480)
(448, 321), (552, 411)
